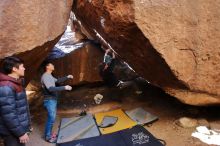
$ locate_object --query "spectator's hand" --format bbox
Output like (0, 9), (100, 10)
(19, 133), (29, 144)
(67, 75), (73, 79)
(65, 85), (72, 91)
(29, 127), (33, 132)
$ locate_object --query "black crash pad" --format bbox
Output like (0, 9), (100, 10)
(58, 125), (164, 146)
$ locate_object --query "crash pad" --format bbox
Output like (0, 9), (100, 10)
(98, 116), (118, 128)
(58, 125), (164, 146)
(126, 107), (158, 125)
(94, 109), (137, 134)
(57, 114), (100, 144)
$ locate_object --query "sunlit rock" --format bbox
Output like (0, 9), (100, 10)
(72, 0), (220, 105)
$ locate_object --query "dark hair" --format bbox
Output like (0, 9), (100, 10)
(42, 61), (53, 71)
(2, 57), (24, 74)
(107, 51), (113, 57)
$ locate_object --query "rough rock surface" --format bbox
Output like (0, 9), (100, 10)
(47, 20), (138, 86)
(177, 117), (198, 128)
(0, 34), (63, 85)
(0, 0), (73, 59)
(51, 43), (103, 85)
(72, 0), (220, 105)
(51, 41), (137, 85)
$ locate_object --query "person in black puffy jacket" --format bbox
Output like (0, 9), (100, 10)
(0, 57), (31, 146)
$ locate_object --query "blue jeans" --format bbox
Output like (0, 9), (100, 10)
(43, 99), (57, 140)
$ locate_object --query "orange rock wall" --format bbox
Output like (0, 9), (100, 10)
(73, 0), (220, 105)
(52, 43), (103, 85)
(0, 0), (73, 58)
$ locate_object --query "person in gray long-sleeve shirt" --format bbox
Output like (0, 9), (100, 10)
(41, 62), (73, 143)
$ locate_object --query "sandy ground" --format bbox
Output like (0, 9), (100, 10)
(1, 84), (220, 146)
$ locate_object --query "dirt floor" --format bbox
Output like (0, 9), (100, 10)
(1, 83), (220, 146)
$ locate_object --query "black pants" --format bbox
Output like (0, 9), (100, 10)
(99, 65), (119, 87)
(102, 70), (119, 87)
(2, 134), (25, 146)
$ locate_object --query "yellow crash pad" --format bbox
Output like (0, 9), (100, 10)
(95, 109), (137, 134)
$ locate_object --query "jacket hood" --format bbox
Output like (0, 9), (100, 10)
(0, 72), (22, 85)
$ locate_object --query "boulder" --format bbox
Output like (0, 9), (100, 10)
(51, 43), (103, 85)
(177, 117), (198, 128)
(0, 0), (73, 83)
(0, 34), (62, 84)
(72, 0), (220, 105)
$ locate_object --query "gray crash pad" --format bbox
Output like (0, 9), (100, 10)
(126, 107), (158, 125)
(98, 116), (118, 128)
(57, 114), (100, 144)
